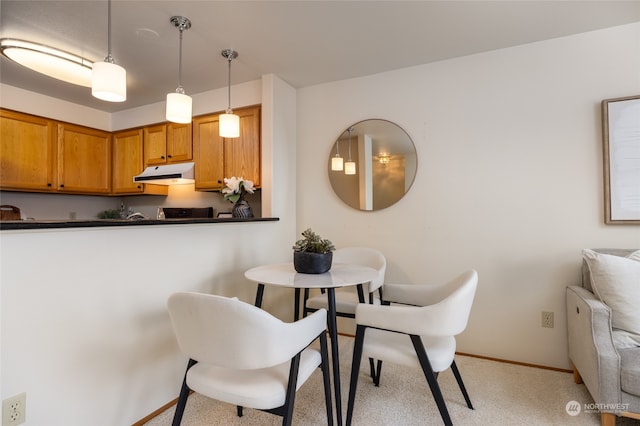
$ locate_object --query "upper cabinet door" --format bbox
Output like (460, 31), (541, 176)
(112, 129), (144, 194)
(224, 106), (261, 187)
(193, 114), (224, 190)
(167, 122), (193, 163)
(0, 109), (57, 191)
(193, 105), (261, 191)
(57, 123), (111, 194)
(143, 124), (168, 165)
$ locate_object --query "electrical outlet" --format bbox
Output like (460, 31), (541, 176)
(2, 393), (26, 426)
(541, 311), (554, 328)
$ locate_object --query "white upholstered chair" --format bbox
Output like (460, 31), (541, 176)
(303, 246), (387, 318)
(167, 292), (333, 426)
(346, 270), (478, 426)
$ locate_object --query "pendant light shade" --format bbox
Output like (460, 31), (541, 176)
(166, 92), (192, 124)
(220, 113), (240, 138)
(220, 49), (240, 138)
(332, 156), (344, 171)
(344, 160), (356, 175)
(92, 61), (126, 101)
(345, 127), (356, 175)
(92, 0), (126, 102)
(331, 139), (344, 171)
(166, 16), (192, 124)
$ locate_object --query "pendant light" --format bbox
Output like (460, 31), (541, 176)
(219, 49), (240, 138)
(344, 127), (356, 175)
(331, 138), (344, 171)
(166, 16), (192, 124)
(92, 0), (126, 102)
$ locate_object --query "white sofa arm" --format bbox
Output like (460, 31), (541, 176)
(566, 285), (621, 405)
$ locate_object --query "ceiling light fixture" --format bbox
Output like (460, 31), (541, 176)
(331, 138), (344, 171)
(219, 49), (239, 138)
(166, 16), (192, 124)
(345, 127), (356, 175)
(379, 154), (391, 165)
(92, 0), (126, 102)
(0, 38), (93, 87)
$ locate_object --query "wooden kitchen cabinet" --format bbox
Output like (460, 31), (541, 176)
(143, 122), (192, 166)
(112, 129), (145, 194)
(0, 109), (57, 192)
(57, 123), (111, 194)
(193, 105), (261, 191)
(112, 128), (168, 196)
(193, 114), (224, 190)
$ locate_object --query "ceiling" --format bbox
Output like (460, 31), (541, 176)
(1, 1), (639, 113)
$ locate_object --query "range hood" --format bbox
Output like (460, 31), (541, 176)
(133, 162), (195, 185)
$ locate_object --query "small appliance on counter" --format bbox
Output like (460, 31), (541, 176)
(0, 205), (21, 221)
(161, 207), (214, 219)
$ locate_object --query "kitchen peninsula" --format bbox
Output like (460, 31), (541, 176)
(0, 216), (278, 230)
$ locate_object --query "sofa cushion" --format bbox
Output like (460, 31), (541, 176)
(582, 249), (640, 336)
(620, 347), (640, 397)
(581, 249), (637, 292)
(613, 329), (640, 349)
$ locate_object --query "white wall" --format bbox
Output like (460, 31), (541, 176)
(2, 22), (639, 425)
(0, 75), (298, 425)
(297, 23), (640, 369)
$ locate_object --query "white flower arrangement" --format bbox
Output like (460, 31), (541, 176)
(221, 176), (255, 203)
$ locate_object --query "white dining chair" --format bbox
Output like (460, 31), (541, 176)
(303, 246), (387, 317)
(346, 270), (478, 426)
(167, 292), (333, 426)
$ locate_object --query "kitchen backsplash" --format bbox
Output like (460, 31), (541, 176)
(0, 186), (261, 220)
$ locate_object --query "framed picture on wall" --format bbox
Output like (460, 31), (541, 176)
(602, 95), (640, 224)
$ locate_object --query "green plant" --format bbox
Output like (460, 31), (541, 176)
(292, 228), (335, 254)
(97, 209), (121, 219)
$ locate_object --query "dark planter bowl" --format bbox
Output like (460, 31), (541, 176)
(293, 251), (333, 274)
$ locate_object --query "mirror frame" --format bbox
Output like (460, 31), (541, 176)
(328, 119), (417, 211)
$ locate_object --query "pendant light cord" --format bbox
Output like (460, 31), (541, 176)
(177, 28), (184, 92)
(347, 128), (353, 161)
(227, 55), (232, 113)
(105, 0), (113, 63)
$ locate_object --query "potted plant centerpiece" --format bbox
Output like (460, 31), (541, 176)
(292, 228), (335, 274)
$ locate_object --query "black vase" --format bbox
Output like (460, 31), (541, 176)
(232, 200), (254, 218)
(293, 251), (333, 274)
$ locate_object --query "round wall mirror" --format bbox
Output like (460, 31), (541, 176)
(328, 119), (417, 211)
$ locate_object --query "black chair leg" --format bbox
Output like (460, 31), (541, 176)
(451, 360), (473, 409)
(346, 325), (366, 426)
(282, 352), (301, 426)
(294, 288), (300, 320)
(302, 289), (310, 317)
(319, 332), (334, 426)
(410, 335), (453, 426)
(172, 358), (197, 426)
(369, 358), (382, 386)
(236, 406), (243, 417)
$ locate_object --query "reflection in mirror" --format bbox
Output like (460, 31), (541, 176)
(328, 119), (417, 211)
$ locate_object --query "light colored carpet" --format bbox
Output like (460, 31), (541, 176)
(145, 335), (640, 425)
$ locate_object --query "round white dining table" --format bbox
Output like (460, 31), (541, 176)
(244, 262), (378, 426)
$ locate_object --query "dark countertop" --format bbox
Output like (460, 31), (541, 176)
(0, 217), (279, 230)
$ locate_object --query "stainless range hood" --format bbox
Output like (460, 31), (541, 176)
(133, 162), (195, 185)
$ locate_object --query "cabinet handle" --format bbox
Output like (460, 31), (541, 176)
(167, 155), (172, 159)
(47, 183), (52, 187)
(217, 180), (222, 184)
(59, 184), (64, 188)
(161, 155), (165, 159)
(137, 185), (142, 189)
